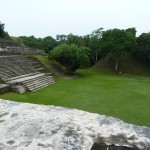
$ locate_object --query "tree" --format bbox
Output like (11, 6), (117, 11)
(126, 27), (136, 37)
(49, 44), (90, 73)
(78, 46), (91, 68)
(101, 29), (136, 72)
(0, 22), (5, 38)
(56, 34), (67, 44)
(135, 32), (150, 66)
(89, 28), (103, 64)
(19, 36), (58, 52)
(42, 36), (58, 53)
(65, 34), (86, 47)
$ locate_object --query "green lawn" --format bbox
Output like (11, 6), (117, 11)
(0, 69), (150, 126)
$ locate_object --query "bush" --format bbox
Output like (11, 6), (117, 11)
(49, 44), (90, 73)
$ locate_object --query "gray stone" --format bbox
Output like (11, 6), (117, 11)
(11, 85), (26, 94)
(0, 99), (150, 150)
(0, 84), (11, 94)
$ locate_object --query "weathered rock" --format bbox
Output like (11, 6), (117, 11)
(11, 85), (27, 94)
(0, 99), (150, 150)
(0, 84), (11, 94)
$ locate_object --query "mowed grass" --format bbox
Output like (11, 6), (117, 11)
(0, 69), (150, 126)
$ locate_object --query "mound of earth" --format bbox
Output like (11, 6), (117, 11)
(93, 55), (150, 75)
(0, 99), (150, 150)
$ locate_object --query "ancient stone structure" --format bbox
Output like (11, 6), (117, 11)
(0, 46), (46, 55)
(0, 55), (54, 94)
(0, 39), (45, 55)
(0, 84), (10, 94)
(0, 99), (150, 150)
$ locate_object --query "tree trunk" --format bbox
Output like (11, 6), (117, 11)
(93, 50), (98, 64)
(95, 50), (97, 63)
(115, 59), (118, 72)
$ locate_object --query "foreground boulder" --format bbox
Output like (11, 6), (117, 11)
(0, 99), (150, 150)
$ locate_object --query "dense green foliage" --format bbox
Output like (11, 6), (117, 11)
(49, 44), (90, 73)
(101, 28), (136, 71)
(0, 22), (5, 38)
(18, 36), (58, 53)
(1, 69), (150, 126)
(1, 21), (149, 71)
(134, 33), (150, 66)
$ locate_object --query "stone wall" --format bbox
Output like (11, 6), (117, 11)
(0, 46), (45, 55)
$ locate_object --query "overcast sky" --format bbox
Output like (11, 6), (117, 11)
(0, 0), (150, 38)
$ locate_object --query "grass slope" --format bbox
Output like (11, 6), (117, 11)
(0, 68), (150, 126)
(93, 55), (150, 75)
(35, 55), (65, 77)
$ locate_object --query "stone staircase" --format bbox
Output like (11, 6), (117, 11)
(22, 74), (54, 92)
(0, 55), (36, 79)
(5, 73), (54, 92)
(26, 57), (47, 73)
(0, 55), (55, 94)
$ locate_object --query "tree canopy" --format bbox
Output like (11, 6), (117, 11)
(49, 44), (90, 73)
(1, 21), (149, 72)
(19, 36), (58, 53)
(0, 22), (5, 38)
(134, 32), (150, 66)
(101, 28), (136, 71)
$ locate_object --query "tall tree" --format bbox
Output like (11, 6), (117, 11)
(43, 36), (58, 53)
(135, 32), (150, 65)
(0, 22), (5, 38)
(64, 34), (86, 47)
(101, 29), (136, 71)
(126, 27), (136, 37)
(56, 34), (67, 44)
(89, 28), (103, 64)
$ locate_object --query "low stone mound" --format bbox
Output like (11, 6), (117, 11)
(0, 99), (150, 150)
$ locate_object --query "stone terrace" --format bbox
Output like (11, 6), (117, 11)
(0, 55), (54, 94)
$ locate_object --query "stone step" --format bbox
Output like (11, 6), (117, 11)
(33, 65), (42, 68)
(0, 74), (10, 79)
(25, 76), (54, 84)
(0, 71), (16, 79)
(26, 79), (53, 89)
(3, 72), (40, 82)
(0, 55), (21, 58)
(22, 75), (53, 84)
(29, 61), (38, 64)
(0, 71), (14, 77)
(36, 68), (44, 71)
(31, 83), (55, 92)
(29, 81), (55, 92)
(6, 73), (46, 84)
(26, 82), (54, 91)
(0, 62), (36, 76)
(24, 78), (54, 88)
